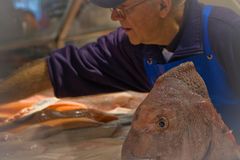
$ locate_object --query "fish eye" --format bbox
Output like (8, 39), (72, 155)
(157, 117), (169, 130)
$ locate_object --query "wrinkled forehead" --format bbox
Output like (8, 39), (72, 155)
(90, 0), (126, 8)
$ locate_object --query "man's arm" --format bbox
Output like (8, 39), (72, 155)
(0, 58), (52, 104)
(47, 29), (150, 98)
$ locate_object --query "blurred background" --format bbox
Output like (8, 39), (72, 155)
(0, 0), (119, 79)
(0, 0), (239, 79)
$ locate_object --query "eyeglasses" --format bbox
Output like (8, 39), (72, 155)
(110, 0), (148, 19)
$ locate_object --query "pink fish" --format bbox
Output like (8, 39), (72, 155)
(122, 62), (240, 160)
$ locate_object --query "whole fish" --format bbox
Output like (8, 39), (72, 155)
(122, 62), (240, 160)
(0, 99), (118, 132)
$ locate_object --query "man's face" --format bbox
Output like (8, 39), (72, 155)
(111, 0), (169, 45)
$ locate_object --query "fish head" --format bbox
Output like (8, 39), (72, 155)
(122, 62), (228, 160)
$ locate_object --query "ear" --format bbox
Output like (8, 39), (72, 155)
(158, 0), (172, 18)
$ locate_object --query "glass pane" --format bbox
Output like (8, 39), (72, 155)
(0, 0), (71, 49)
(67, 1), (119, 46)
(0, 47), (51, 79)
(199, 0), (240, 15)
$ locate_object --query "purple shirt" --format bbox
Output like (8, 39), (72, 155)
(47, 0), (240, 98)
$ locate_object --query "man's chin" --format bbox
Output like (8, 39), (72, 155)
(128, 37), (141, 45)
(128, 35), (153, 45)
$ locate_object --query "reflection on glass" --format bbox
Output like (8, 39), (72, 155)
(13, 0), (42, 21)
(69, 2), (119, 37)
(0, 0), (70, 46)
(67, 2), (119, 47)
(0, 47), (50, 79)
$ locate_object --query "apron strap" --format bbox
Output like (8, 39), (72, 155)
(144, 5), (214, 86)
(202, 5), (213, 56)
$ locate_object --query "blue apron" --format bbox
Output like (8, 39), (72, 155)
(144, 5), (240, 142)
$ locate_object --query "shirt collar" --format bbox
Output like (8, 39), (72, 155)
(167, 0), (205, 58)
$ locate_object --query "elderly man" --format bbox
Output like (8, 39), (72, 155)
(0, 0), (240, 141)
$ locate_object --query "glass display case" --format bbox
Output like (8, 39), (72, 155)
(0, 0), (70, 49)
(0, 1), (239, 160)
(1, 0), (239, 78)
(0, 0), (119, 78)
